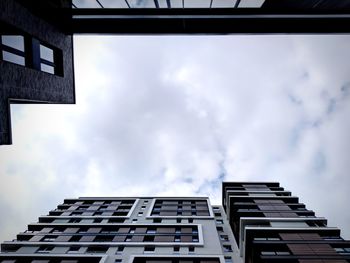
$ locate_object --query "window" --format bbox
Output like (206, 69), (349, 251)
(220, 235), (229, 241)
(1, 35), (25, 66)
(94, 218), (103, 223)
(189, 246), (195, 253)
(177, 218), (182, 223)
(216, 219), (224, 224)
(116, 246), (124, 254)
(215, 212), (221, 217)
(223, 245), (232, 252)
(144, 200), (149, 204)
(141, 206), (146, 210)
(86, 246), (108, 253)
(67, 246), (80, 254)
(224, 257), (232, 263)
(69, 218), (81, 223)
(188, 219), (193, 223)
(43, 236), (57, 242)
(36, 245), (54, 253)
(138, 212), (143, 216)
(115, 260), (122, 263)
(173, 246), (180, 252)
(153, 218), (162, 223)
(216, 226), (223, 232)
(39, 44), (56, 74)
(144, 246), (155, 253)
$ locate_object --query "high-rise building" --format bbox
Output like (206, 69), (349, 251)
(0, 196), (240, 263)
(223, 182), (350, 262)
(1, 182), (349, 262)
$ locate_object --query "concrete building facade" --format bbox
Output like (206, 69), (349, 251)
(0, 196), (240, 263)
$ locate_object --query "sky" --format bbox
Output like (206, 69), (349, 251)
(0, 35), (350, 243)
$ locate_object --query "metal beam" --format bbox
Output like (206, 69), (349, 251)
(69, 8), (350, 34)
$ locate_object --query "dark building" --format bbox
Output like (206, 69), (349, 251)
(2, 0), (350, 145)
(223, 182), (350, 263)
(0, 0), (75, 145)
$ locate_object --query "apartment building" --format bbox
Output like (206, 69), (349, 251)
(223, 182), (350, 263)
(0, 196), (240, 263)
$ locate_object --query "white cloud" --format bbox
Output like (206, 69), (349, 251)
(1, 35), (350, 242)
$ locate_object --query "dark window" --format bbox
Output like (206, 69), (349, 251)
(223, 245), (232, 252)
(189, 246), (195, 252)
(144, 246), (155, 253)
(116, 246), (124, 254)
(86, 246), (108, 253)
(36, 245), (54, 253)
(67, 246), (80, 253)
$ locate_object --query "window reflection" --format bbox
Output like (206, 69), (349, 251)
(2, 51), (25, 66)
(40, 45), (54, 62)
(41, 63), (55, 74)
(1, 35), (25, 51)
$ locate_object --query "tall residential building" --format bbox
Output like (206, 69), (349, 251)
(0, 196), (240, 263)
(1, 182), (350, 263)
(223, 182), (350, 263)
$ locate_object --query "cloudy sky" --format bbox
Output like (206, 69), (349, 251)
(0, 35), (350, 242)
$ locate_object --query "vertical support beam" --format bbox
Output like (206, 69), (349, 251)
(234, 0), (241, 8)
(0, 97), (12, 145)
(31, 38), (41, 71)
(154, 0), (160, 8)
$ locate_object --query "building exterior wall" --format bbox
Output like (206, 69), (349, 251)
(0, 0), (75, 145)
(223, 182), (350, 263)
(0, 197), (241, 263)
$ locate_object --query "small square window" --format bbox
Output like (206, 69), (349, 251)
(115, 260), (122, 263)
(116, 246), (124, 254)
(144, 246), (155, 253)
(153, 218), (162, 223)
(177, 218), (182, 223)
(37, 245), (54, 253)
(188, 219), (193, 223)
(220, 235), (229, 241)
(86, 246), (108, 253)
(138, 212), (143, 217)
(216, 219), (224, 224)
(189, 246), (195, 253)
(223, 245), (233, 252)
(173, 246), (180, 252)
(67, 246), (80, 254)
(216, 226), (224, 232)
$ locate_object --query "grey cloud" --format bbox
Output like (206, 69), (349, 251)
(1, 35), (350, 242)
